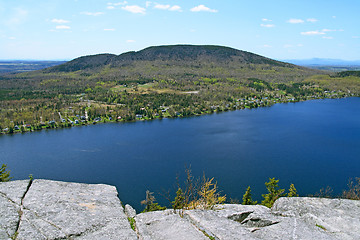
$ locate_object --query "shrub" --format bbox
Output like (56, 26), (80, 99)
(287, 183), (299, 197)
(261, 178), (285, 208)
(0, 164), (12, 182)
(189, 176), (226, 210)
(242, 186), (257, 205)
(141, 190), (166, 212)
(342, 178), (360, 200)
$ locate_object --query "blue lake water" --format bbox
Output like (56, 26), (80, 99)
(1, 97), (359, 211)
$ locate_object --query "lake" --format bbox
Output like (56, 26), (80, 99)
(1, 97), (359, 211)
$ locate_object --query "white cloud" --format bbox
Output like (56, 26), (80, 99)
(107, 1), (127, 9)
(126, 40), (135, 43)
(190, 5), (218, 13)
(56, 25), (71, 29)
(169, 5), (182, 12)
(154, 4), (170, 10)
(352, 36), (360, 39)
(260, 24), (275, 28)
(146, 1), (152, 7)
(122, 5), (146, 14)
(323, 36), (333, 39)
(113, 1), (128, 6)
(51, 18), (70, 24)
(307, 18), (318, 23)
(104, 28), (115, 31)
(287, 18), (304, 24)
(81, 12), (104, 16)
(301, 28), (343, 37)
(262, 18), (272, 22)
(297, 44), (303, 47)
(154, 4), (182, 12)
(263, 44), (272, 48)
(8, 37), (16, 40)
(301, 30), (325, 35)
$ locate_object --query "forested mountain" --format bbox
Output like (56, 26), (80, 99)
(41, 45), (321, 84)
(1, 45), (359, 133)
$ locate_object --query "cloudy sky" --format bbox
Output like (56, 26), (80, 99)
(0, 0), (359, 60)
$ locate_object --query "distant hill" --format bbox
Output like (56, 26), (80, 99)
(43, 45), (322, 82)
(48, 45), (295, 73)
(2, 45), (324, 90)
(336, 70), (360, 78)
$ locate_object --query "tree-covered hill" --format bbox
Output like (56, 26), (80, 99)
(336, 71), (360, 78)
(1, 45), (359, 133)
(20, 44), (323, 90)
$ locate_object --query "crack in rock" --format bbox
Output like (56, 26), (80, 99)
(0, 191), (18, 206)
(227, 211), (253, 223)
(184, 212), (219, 240)
(241, 217), (279, 228)
(13, 179), (33, 240)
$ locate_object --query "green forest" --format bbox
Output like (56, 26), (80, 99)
(1, 45), (359, 134)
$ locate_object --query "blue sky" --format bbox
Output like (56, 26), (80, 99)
(0, 0), (359, 60)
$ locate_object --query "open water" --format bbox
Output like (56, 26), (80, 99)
(1, 98), (359, 210)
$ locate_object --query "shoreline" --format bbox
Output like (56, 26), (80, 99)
(1, 95), (358, 136)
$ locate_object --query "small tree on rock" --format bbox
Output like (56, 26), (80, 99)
(141, 190), (166, 213)
(172, 188), (185, 210)
(287, 183), (299, 197)
(242, 186), (257, 205)
(261, 178), (285, 208)
(0, 164), (12, 182)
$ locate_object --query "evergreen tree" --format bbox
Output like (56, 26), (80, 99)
(172, 188), (185, 210)
(261, 178), (285, 208)
(0, 164), (12, 182)
(242, 186), (257, 205)
(141, 190), (166, 213)
(287, 183), (299, 197)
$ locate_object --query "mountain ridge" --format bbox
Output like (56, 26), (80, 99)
(47, 45), (307, 73)
(33, 44), (323, 85)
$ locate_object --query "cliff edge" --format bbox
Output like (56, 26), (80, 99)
(1, 179), (359, 240)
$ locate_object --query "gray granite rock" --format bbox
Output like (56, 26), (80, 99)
(185, 203), (338, 240)
(135, 209), (208, 240)
(0, 180), (30, 240)
(272, 197), (360, 240)
(16, 179), (137, 240)
(125, 204), (137, 218)
(2, 180), (360, 240)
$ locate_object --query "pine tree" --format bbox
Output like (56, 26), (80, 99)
(0, 164), (12, 182)
(242, 186), (257, 205)
(287, 183), (299, 197)
(261, 178), (285, 208)
(172, 188), (185, 210)
(141, 190), (166, 213)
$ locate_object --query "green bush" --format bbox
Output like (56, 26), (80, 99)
(0, 164), (12, 182)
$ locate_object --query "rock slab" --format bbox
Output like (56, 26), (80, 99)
(0, 179), (137, 240)
(1, 180), (360, 240)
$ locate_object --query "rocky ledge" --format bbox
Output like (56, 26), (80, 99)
(1, 180), (359, 240)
